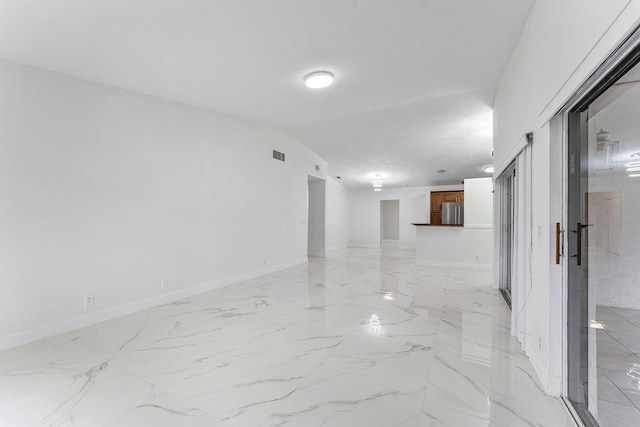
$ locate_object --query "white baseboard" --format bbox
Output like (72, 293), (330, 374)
(547, 372), (562, 397)
(307, 252), (326, 258)
(349, 243), (380, 249)
(326, 245), (348, 253)
(527, 349), (552, 394)
(0, 257), (308, 352)
(400, 245), (416, 250)
(463, 224), (493, 229)
(381, 239), (400, 243)
(415, 259), (492, 271)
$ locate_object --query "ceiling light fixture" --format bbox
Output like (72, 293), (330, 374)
(304, 71), (334, 89)
(630, 174), (640, 178)
(631, 152), (640, 158)
(372, 174), (384, 191)
(624, 161), (640, 168)
(484, 166), (494, 174)
(627, 167), (640, 172)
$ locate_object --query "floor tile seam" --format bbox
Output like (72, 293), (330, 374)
(101, 359), (241, 425)
(228, 333), (333, 367)
(0, 376), (72, 412)
(423, 382), (494, 421)
(256, 360), (331, 426)
(283, 318), (365, 365)
(0, 349), (112, 409)
(604, 329), (640, 354)
(109, 387), (231, 426)
(77, 317), (235, 361)
(316, 359), (432, 398)
(0, 359), (150, 425)
(421, 396), (493, 424)
(595, 368), (639, 409)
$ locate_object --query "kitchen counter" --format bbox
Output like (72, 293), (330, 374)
(413, 224), (492, 269)
(411, 223), (463, 227)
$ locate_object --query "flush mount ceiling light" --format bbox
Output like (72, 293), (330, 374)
(484, 166), (494, 174)
(372, 173), (384, 191)
(304, 71), (334, 89)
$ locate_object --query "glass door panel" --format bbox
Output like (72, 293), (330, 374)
(497, 161), (516, 308)
(567, 59), (640, 426)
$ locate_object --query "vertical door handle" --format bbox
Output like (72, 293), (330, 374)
(576, 222), (582, 266)
(575, 222), (594, 266)
(555, 223), (561, 265)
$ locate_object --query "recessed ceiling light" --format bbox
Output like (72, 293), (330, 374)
(630, 174), (640, 178)
(484, 166), (494, 174)
(304, 71), (334, 89)
(374, 188), (382, 192)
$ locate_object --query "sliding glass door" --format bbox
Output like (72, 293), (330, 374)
(567, 47), (640, 426)
(496, 161), (516, 308)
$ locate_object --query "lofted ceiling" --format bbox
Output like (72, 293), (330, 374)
(0, 0), (534, 189)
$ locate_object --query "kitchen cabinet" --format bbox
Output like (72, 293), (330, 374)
(430, 190), (464, 225)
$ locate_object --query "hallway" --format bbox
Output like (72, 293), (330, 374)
(0, 247), (575, 426)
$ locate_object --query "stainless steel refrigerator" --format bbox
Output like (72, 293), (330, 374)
(441, 202), (464, 225)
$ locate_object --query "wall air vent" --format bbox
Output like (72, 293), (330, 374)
(273, 150), (285, 162)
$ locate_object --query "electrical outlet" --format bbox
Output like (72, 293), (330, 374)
(84, 294), (95, 308)
(161, 279), (169, 289)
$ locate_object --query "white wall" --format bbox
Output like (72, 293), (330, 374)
(349, 185), (463, 249)
(308, 179), (326, 257)
(325, 177), (350, 252)
(415, 227), (493, 269)
(463, 177), (494, 227)
(493, 0), (640, 395)
(0, 59), (327, 350)
(381, 200), (400, 240)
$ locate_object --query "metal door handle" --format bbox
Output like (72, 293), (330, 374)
(555, 223), (561, 265)
(576, 222), (582, 265)
(574, 223), (594, 266)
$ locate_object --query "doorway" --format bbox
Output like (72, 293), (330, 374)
(307, 176), (326, 257)
(380, 199), (400, 246)
(565, 42), (640, 427)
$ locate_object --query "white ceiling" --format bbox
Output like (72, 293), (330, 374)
(0, 0), (534, 189)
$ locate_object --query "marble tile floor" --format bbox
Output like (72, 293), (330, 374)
(0, 247), (577, 426)
(595, 306), (640, 426)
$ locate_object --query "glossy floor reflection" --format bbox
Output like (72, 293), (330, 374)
(0, 247), (576, 426)
(596, 306), (640, 426)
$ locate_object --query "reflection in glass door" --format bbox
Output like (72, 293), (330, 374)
(567, 55), (640, 426)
